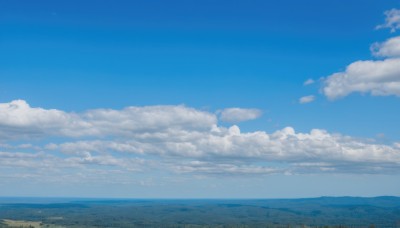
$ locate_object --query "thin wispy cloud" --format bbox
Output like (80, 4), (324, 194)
(376, 8), (400, 32)
(218, 108), (262, 123)
(303, 79), (315, 86)
(299, 95), (315, 104)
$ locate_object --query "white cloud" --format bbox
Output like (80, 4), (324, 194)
(322, 35), (400, 100)
(0, 100), (216, 139)
(371, 36), (400, 57)
(218, 108), (262, 123)
(171, 161), (281, 176)
(1, 100), (400, 177)
(322, 9), (400, 100)
(44, 126), (400, 174)
(322, 58), (400, 99)
(299, 95), (315, 104)
(303, 79), (315, 86)
(376, 8), (400, 33)
(0, 99), (84, 139)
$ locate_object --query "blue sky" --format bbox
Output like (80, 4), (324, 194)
(1, 0), (400, 198)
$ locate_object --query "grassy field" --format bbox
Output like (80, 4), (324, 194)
(2, 219), (42, 228)
(1, 219), (65, 228)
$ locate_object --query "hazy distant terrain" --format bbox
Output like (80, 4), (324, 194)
(1, 197), (400, 227)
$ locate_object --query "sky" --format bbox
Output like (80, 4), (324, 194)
(1, 0), (400, 198)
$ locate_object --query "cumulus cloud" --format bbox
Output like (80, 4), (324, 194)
(0, 100), (216, 139)
(0, 99), (84, 139)
(376, 8), (400, 33)
(322, 35), (400, 100)
(218, 108), (262, 123)
(323, 58), (400, 99)
(1, 100), (400, 178)
(322, 8), (400, 100)
(371, 36), (400, 57)
(299, 95), (315, 104)
(43, 126), (400, 175)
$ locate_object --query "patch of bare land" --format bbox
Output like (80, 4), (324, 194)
(1, 219), (65, 228)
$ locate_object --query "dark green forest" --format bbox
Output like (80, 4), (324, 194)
(1, 197), (400, 227)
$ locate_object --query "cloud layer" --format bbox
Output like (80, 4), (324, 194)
(1, 100), (400, 180)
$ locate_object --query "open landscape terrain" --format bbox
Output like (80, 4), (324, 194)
(2, 1), (400, 228)
(1, 197), (400, 227)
